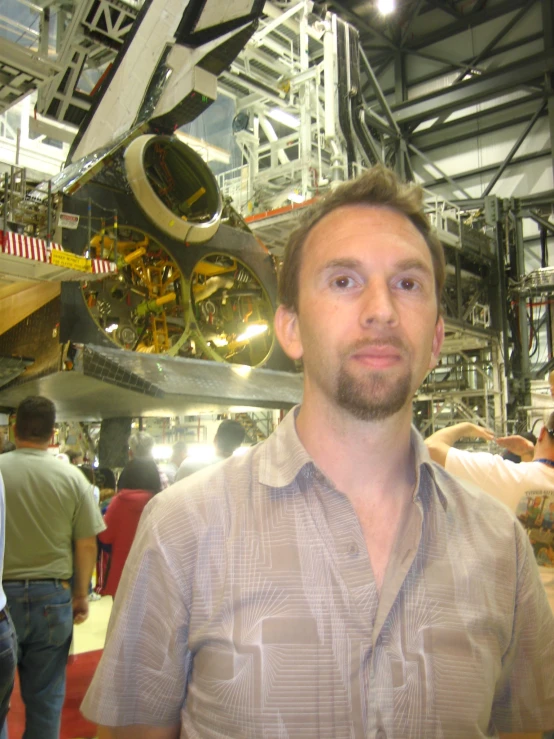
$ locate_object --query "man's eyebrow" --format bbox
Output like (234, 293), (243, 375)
(317, 257), (433, 276)
(395, 258), (433, 276)
(317, 258), (363, 274)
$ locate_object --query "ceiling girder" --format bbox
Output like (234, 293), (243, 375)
(392, 51), (554, 126)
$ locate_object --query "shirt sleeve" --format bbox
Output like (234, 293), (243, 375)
(491, 522), (554, 732)
(73, 475), (106, 540)
(81, 493), (192, 727)
(445, 448), (524, 511)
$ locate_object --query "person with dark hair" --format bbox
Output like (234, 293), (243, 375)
(83, 166), (554, 737)
(174, 420), (245, 482)
(98, 459), (162, 597)
(0, 395), (104, 739)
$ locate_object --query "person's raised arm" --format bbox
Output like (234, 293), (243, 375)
(97, 725), (180, 739)
(73, 535), (97, 624)
(425, 422), (494, 466)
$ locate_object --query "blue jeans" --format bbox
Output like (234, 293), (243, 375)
(0, 608), (17, 733)
(4, 580), (73, 739)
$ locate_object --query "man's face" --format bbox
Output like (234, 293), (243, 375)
(275, 205), (444, 422)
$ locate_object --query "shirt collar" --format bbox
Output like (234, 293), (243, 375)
(260, 405), (448, 512)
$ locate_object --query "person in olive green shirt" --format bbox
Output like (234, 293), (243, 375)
(0, 396), (105, 739)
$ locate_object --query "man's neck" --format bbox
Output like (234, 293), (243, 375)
(295, 397), (415, 503)
(15, 439), (49, 451)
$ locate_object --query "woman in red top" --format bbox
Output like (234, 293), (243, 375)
(98, 458), (161, 597)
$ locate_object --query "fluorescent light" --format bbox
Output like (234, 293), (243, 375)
(267, 108), (300, 129)
(288, 191), (305, 204)
(105, 323), (118, 333)
(236, 323), (268, 342)
(377, 0), (395, 14)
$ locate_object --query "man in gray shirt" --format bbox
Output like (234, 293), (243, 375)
(1, 396), (105, 739)
(83, 166), (554, 738)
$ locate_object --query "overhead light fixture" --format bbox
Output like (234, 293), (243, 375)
(267, 108), (300, 129)
(377, 0), (395, 15)
(236, 323), (268, 343)
(105, 323), (119, 333)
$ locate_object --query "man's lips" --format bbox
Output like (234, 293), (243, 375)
(349, 344), (404, 367)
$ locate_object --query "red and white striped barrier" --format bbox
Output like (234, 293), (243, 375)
(0, 229), (116, 276)
(91, 258), (117, 274)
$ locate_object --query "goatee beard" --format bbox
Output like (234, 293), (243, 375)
(336, 366), (412, 421)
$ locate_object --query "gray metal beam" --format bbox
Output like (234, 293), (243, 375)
(542, 0), (554, 184)
(422, 150), (549, 190)
(524, 210), (554, 236)
(409, 143), (472, 198)
(482, 102), (547, 197)
(365, 32), (542, 101)
(408, 0), (535, 51)
(453, 0), (536, 84)
(359, 47), (401, 135)
(411, 94), (545, 150)
(392, 51), (554, 125)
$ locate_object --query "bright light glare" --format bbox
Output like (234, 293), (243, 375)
(152, 444), (172, 461)
(377, 0), (395, 14)
(233, 446), (249, 457)
(187, 444), (217, 463)
(231, 364), (253, 378)
(212, 336), (229, 347)
(267, 108), (300, 129)
(236, 323), (268, 343)
(105, 323), (118, 333)
(288, 191), (305, 204)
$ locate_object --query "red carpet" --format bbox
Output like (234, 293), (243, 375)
(7, 650), (102, 739)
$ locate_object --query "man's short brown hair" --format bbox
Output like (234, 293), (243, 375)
(15, 395), (56, 443)
(278, 165), (446, 313)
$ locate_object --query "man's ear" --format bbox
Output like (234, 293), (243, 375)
(274, 304), (303, 361)
(429, 315), (445, 370)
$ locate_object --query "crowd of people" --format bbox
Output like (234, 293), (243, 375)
(0, 406), (246, 738)
(0, 164), (553, 738)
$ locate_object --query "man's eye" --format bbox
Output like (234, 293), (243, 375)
(397, 278), (418, 291)
(332, 275), (355, 289)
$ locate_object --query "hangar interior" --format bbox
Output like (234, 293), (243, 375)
(0, 0), (553, 456)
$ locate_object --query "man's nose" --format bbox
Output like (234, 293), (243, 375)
(359, 281), (399, 327)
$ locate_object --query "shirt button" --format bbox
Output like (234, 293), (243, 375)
(347, 542), (359, 556)
(376, 728), (387, 739)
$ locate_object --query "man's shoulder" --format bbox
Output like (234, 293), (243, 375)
(432, 461), (520, 526)
(153, 445), (264, 518)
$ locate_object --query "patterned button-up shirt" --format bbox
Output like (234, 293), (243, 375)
(82, 408), (554, 737)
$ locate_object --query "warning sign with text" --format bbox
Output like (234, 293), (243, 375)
(50, 249), (92, 272)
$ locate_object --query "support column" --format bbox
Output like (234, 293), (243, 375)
(98, 417), (132, 469)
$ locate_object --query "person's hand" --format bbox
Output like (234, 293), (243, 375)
(470, 425), (495, 441)
(73, 595), (89, 625)
(495, 434), (535, 458)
